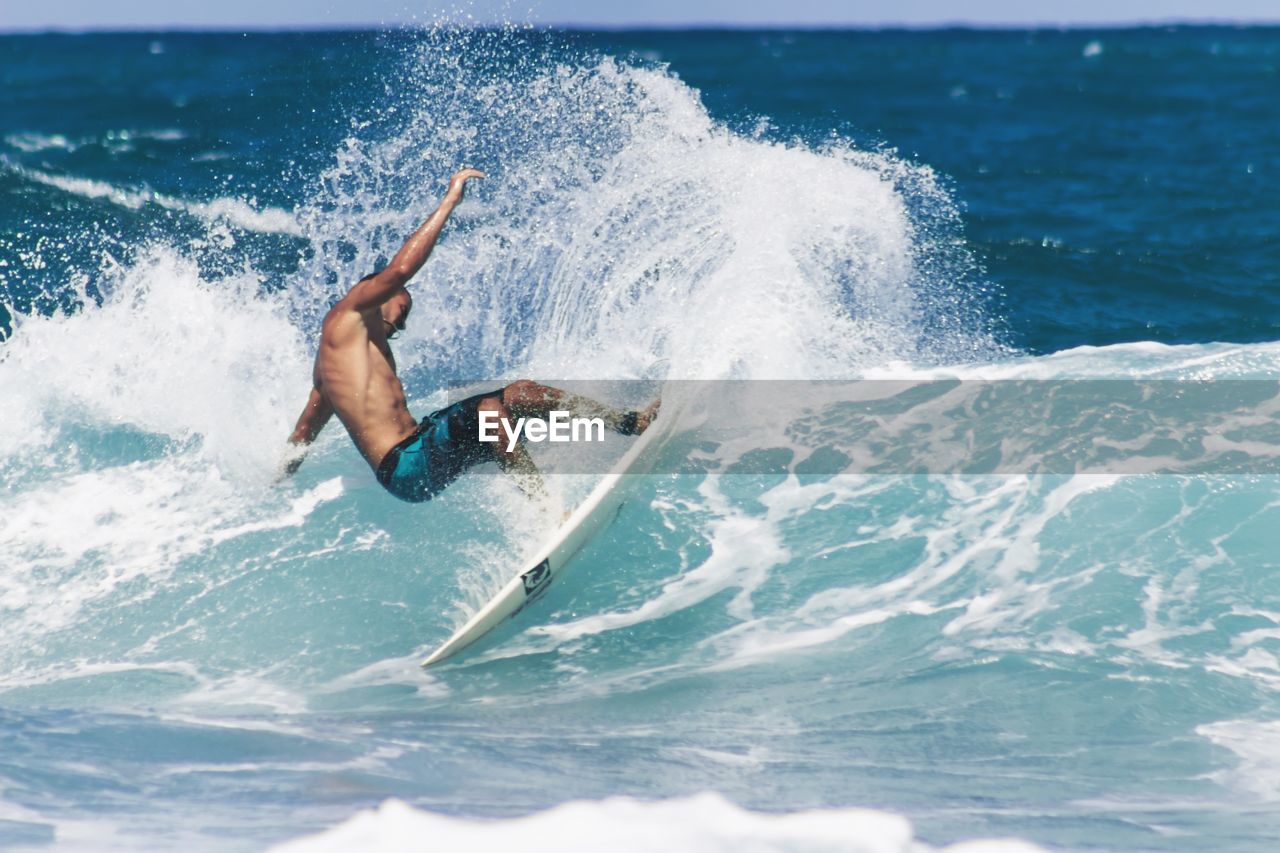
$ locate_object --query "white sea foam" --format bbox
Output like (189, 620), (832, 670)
(0, 460), (349, 651)
(1198, 719), (1280, 800)
(0, 249), (310, 469)
(271, 793), (1045, 853)
(674, 473), (1115, 672)
(0, 248), (330, 666)
(524, 472), (793, 651)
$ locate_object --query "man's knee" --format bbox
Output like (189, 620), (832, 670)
(476, 395), (507, 419)
(502, 379), (545, 407)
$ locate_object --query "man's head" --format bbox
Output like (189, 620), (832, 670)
(381, 290), (413, 340)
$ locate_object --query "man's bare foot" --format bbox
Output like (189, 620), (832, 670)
(635, 398), (661, 433)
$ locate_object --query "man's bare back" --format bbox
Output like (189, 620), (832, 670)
(282, 168), (659, 502)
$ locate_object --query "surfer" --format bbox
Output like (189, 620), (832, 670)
(281, 168), (658, 502)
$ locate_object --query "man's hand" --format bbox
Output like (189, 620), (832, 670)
(446, 168), (485, 203)
(274, 442), (309, 484)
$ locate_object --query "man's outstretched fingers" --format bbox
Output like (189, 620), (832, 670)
(447, 168), (486, 200)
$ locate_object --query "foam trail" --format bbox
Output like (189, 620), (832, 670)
(4, 160), (303, 236)
(3, 128), (190, 154)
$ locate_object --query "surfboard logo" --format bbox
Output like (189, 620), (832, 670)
(521, 559), (552, 600)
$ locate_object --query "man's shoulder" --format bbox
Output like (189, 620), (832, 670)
(320, 297), (371, 340)
(324, 289), (377, 321)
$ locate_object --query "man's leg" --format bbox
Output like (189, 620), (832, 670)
(500, 380), (659, 435)
(475, 393), (546, 498)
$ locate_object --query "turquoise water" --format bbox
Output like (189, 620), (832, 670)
(3, 26), (1280, 851)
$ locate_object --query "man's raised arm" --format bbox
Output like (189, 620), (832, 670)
(346, 168), (486, 311)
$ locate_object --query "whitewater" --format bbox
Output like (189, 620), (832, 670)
(2, 26), (1280, 852)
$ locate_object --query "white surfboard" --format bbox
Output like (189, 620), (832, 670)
(421, 399), (677, 668)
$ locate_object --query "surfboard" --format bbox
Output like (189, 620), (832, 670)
(420, 398), (677, 668)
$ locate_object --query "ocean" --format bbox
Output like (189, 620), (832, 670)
(2, 24), (1280, 851)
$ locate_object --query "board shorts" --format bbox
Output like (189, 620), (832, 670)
(375, 388), (504, 503)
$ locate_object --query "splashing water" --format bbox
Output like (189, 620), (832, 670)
(292, 30), (1000, 383)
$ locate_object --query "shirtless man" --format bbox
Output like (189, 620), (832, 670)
(283, 168), (656, 502)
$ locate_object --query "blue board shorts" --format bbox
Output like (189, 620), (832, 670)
(375, 388), (503, 502)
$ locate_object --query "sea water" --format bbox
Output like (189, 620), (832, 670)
(2, 25), (1280, 851)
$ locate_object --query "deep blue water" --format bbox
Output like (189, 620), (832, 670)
(3, 26), (1280, 852)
